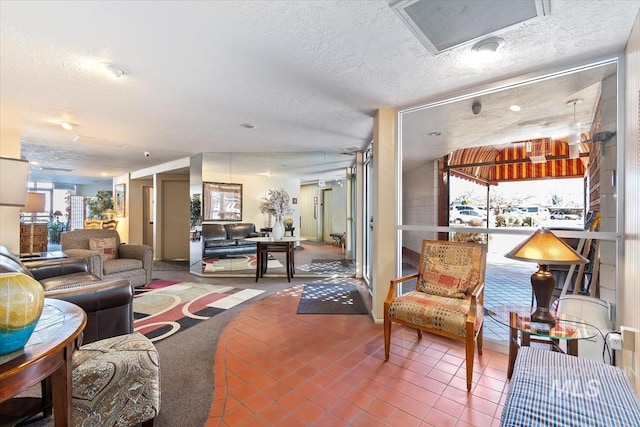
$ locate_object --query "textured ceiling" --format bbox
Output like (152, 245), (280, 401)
(0, 1), (638, 185)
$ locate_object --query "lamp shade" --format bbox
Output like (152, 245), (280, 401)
(505, 228), (588, 265)
(20, 192), (45, 213)
(0, 157), (29, 207)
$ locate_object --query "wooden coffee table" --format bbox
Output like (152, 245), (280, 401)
(0, 298), (86, 426)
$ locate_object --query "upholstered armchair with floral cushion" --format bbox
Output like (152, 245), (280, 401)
(384, 239), (487, 391)
(61, 229), (153, 287)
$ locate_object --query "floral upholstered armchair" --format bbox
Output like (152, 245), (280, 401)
(384, 240), (487, 391)
(61, 229), (153, 287)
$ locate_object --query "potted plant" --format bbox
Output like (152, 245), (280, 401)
(86, 190), (114, 219)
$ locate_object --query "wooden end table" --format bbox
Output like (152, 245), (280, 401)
(0, 299), (86, 426)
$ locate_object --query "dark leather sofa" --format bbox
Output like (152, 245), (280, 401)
(202, 223), (265, 258)
(0, 245), (133, 344)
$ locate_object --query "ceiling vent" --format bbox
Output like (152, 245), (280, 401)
(391, 0), (550, 55)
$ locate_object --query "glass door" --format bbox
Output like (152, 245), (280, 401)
(363, 143), (373, 291)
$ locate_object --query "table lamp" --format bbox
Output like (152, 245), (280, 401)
(505, 228), (588, 326)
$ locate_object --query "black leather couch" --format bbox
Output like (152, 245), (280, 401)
(201, 223), (265, 258)
(0, 245), (133, 344)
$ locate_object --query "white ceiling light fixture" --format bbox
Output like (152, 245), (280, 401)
(509, 105), (521, 112)
(471, 37), (505, 54)
(100, 62), (128, 79)
(58, 121), (75, 130)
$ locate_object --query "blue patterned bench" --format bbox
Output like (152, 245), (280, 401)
(501, 347), (640, 427)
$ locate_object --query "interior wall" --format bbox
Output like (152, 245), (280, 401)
(622, 9), (639, 393)
(0, 127), (22, 253)
(128, 178), (153, 246)
(161, 179), (190, 260)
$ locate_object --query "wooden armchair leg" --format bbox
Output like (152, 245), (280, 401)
(465, 338), (474, 391)
(477, 324), (483, 355)
(383, 319), (391, 361)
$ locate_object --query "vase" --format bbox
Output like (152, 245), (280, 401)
(271, 216), (285, 241)
(0, 272), (45, 355)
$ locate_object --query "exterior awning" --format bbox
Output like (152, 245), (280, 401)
(447, 138), (591, 185)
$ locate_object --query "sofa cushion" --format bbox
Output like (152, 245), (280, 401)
(89, 237), (118, 260)
(103, 258), (143, 275)
(204, 239), (238, 248)
(225, 223), (256, 240)
(202, 224), (227, 241)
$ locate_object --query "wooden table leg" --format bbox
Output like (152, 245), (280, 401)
(567, 339), (578, 356)
(507, 327), (518, 379)
(50, 344), (74, 426)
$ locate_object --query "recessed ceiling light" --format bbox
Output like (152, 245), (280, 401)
(471, 37), (505, 54)
(428, 131), (442, 136)
(100, 62), (128, 79)
(58, 121), (75, 130)
(240, 123), (256, 129)
(509, 105), (521, 112)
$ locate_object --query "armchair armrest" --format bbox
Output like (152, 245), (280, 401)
(63, 248), (104, 278)
(118, 244), (153, 284)
(27, 257), (90, 281)
(467, 281), (485, 325)
(385, 273), (419, 306)
(45, 279), (134, 344)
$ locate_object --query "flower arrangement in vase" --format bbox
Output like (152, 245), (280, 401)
(259, 188), (293, 240)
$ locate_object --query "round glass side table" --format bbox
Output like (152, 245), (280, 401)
(487, 305), (599, 379)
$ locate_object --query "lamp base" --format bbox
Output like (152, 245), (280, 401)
(531, 307), (556, 326)
(530, 265), (556, 327)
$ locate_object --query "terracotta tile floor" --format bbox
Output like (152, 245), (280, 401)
(205, 282), (511, 426)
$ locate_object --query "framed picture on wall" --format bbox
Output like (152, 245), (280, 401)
(115, 184), (126, 217)
(203, 182), (242, 221)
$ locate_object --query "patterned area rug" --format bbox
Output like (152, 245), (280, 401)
(202, 254), (283, 272)
(134, 280), (264, 342)
(296, 283), (369, 315)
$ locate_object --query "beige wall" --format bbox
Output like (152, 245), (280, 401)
(621, 10), (640, 393)
(0, 128), (24, 253)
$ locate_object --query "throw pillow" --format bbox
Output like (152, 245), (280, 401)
(418, 259), (471, 299)
(89, 237), (118, 261)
